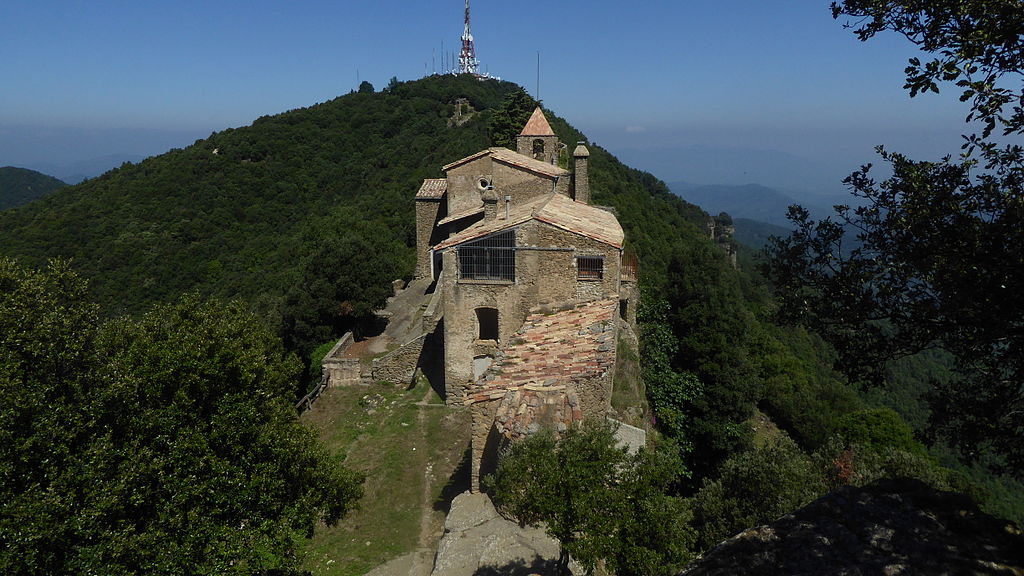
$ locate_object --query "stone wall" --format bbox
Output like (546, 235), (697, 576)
(470, 398), (501, 492)
(568, 355), (615, 417)
(491, 160), (556, 206)
(371, 333), (428, 385)
(415, 199), (443, 279)
(446, 158), (490, 215)
(446, 155), (561, 222)
(516, 134), (559, 164)
(618, 277), (639, 327)
(611, 419), (647, 454)
(532, 224), (622, 304)
(322, 332), (364, 387)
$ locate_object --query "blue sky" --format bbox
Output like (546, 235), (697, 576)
(0, 1), (994, 190)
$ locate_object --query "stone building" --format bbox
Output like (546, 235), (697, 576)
(413, 107), (639, 489)
(325, 107), (640, 491)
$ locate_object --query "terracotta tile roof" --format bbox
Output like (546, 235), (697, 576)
(416, 178), (448, 199)
(465, 299), (618, 406)
(534, 194), (624, 248)
(437, 205), (484, 226)
(519, 107), (556, 136)
(488, 147), (567, 178)
(433, 193), (624, 250)
(433, 195), (550, 250)
(441, 147), (567, 179)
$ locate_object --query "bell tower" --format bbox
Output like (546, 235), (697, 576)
(516, 107), (559, 165)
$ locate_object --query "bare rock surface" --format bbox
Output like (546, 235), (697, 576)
(364, 549), (435, 576)
(680, 478), (1024, 576)
(430, 491), (576, 576)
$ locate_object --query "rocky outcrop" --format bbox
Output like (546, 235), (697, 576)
(431, 491), (578, 576)
(680, 478), (1024, 576)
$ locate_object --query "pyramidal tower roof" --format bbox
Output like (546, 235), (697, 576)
(519, 107), (555, 136)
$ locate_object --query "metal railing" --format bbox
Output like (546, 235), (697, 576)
(621, 250), (639, 282)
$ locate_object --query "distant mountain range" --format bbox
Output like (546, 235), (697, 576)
(609, 144), (854, 196)
(20, 154), (147, 184)
(668, 181), (869, 251)
(731, 217), (794, 249)
(669, 181), (846, 228)
(0, 166), (66, 210)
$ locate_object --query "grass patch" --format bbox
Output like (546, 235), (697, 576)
(748, 408), (785, 448)
(300, 382), (470, 576)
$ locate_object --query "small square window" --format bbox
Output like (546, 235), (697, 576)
(577, 256), (603, 280)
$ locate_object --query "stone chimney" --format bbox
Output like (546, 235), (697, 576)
(482, 187), (498, 221)
(573, 142), (590, 204)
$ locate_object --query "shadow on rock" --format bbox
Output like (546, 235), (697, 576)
(434, 444), (471, 515)
(473, 554), (561, 576)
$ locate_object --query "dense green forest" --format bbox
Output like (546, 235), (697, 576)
(0, 166), (65, 210)
(2, 70), (1021, 573)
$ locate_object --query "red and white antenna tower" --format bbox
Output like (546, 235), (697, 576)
(459, 0), (480, 75)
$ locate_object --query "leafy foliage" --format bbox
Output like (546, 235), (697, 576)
(486, 420), (694, 576)
(833, 407), (926, 455)
(487, 89), (538, 149)
(0, 75), (522, 360)
(690, 436), (825, 550)
(0, 259), (363, 575)
(769, 1), (1024, 475)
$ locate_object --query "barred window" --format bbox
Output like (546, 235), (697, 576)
(458, 230), (515, 281)
(577, 256), (603, 280)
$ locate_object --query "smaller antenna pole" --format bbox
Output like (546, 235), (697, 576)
(536, 51), (540, 101)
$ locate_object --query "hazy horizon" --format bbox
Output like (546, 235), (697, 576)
(2, 1), (1006, 186)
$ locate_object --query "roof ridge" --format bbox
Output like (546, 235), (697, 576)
(519, 106), (555, 136)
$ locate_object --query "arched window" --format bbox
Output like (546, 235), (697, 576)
(532, 138), (545, 160)
(476, 307), (499, 341)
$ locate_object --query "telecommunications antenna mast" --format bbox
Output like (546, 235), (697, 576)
(459, 0), (480, 75)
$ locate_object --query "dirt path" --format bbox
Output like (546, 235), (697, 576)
(416, 384), (436, 549)
(364, 385), (445, 576)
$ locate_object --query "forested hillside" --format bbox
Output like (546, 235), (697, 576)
(0, 166), (65, 210)
(0, 77), (521, 356)
(0, 76), (708, 363)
